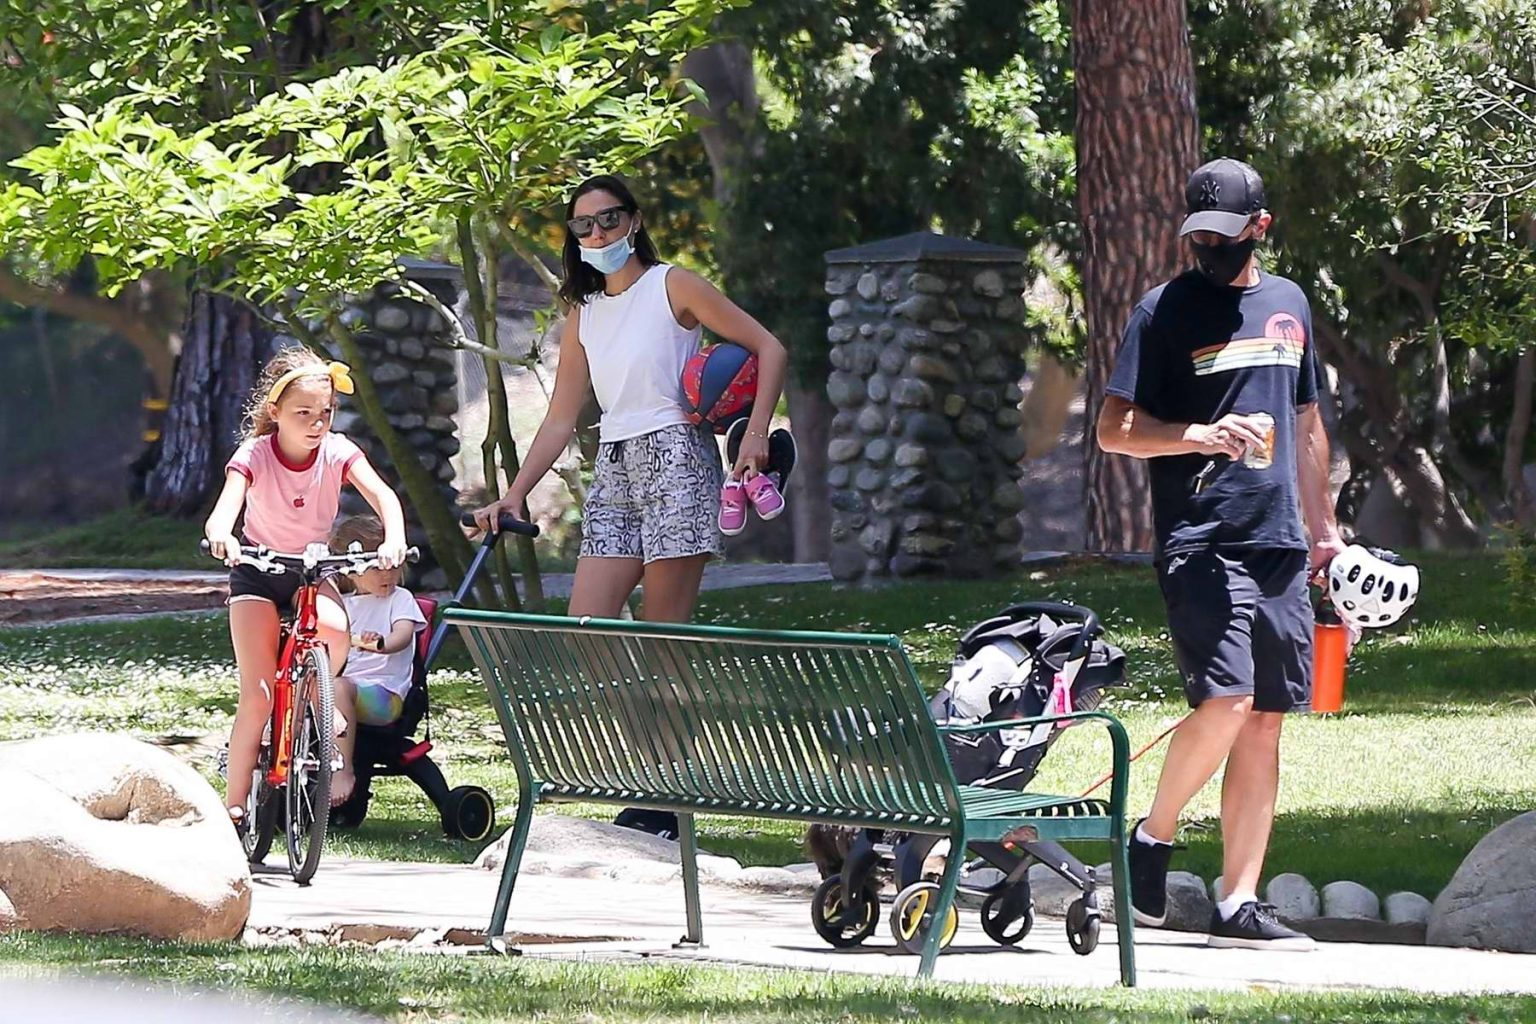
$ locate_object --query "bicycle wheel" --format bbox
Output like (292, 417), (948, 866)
(285, 646), (334, 885)
(244, 733), (280, 864)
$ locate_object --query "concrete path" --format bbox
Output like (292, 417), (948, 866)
(248, 857), (1536, 996)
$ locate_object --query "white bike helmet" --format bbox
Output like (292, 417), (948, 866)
(1327, 544), (1419, 628)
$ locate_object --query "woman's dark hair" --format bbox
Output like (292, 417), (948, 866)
(557, 174), (660, 307)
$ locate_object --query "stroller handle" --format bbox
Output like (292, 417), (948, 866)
(459, 511), (541, 542)
(992, 600), (1102, 663)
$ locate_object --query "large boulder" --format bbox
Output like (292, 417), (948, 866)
(0, 732), (250, 941)
(1427, 812), (1536, 953)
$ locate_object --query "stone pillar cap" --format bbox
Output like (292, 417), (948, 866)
(825, 231), (1027, 266)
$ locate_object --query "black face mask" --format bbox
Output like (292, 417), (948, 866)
(1190, 237), (1257, 286)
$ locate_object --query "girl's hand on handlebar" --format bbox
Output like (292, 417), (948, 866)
(206, 533), (242, 567)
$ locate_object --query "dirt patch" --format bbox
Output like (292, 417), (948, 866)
(0, 571), (226, 625)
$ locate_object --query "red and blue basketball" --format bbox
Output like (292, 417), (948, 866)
(682, 343), (758, 433)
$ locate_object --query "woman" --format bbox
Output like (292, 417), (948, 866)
(473, 174), (788, 625)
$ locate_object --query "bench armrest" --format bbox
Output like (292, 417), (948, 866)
(939, 710), (1131, 820)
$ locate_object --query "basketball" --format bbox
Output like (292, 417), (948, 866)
(681, 342), (758, 433)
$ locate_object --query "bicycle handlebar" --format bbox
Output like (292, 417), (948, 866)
(200, 539), (420, 577)
(459, 511), (541, 540)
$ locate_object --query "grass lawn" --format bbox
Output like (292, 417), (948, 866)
(0, 553), (1531, 899)
(3, 933), (1535, 1023)
(0, 506), (210, 570)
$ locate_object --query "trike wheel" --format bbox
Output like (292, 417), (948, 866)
(889, 881), (959, 956)
(285, 647), (334, 885)
(811, 876), (880, 948)
(443, 785), (496, 842)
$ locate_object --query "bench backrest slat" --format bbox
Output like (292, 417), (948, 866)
(449, 610), (964, 827)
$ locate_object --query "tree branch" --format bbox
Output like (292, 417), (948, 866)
(0, 267), (175, 396)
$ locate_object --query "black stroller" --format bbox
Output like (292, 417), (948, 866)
(331, 516), (537, 841)
(810, 601), (1126, 955)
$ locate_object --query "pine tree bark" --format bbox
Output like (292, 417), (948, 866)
(1073, 0), (1200, 552)
(142, 291), (279, 515)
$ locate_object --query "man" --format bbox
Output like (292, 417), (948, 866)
(1097, 158), (1346, 950)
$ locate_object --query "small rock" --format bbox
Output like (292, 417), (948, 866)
(828, 438), (863, 463)
(957, 411), (989, 440)
(828, 298), (853, 319)
(893, 380), (936, 409)
(864, 439), (893, 465)
(827, 324), (855, 344)
(856, 272), (880, 301)
(827, 372), (864, 408)
(1266, 872), (1320, 921)
(857, 406), (889, 435)
(1322, 880), (1381, 920)
(892, 294), (940, 322)
(373, 303), (414, 333)
(866, 376), (891, 404)
(826, 465), (850, 489)
(943, 394), (967, 418)
(1385, 891), (1432, 926)
(991, 481), (1026, 513)
(973, 268), (1006, 298)
(372, 362), (410, 385)
(855, 468), (885, 492)
(909, 272), (949, 295)
(928, 319), (965, 334)
(907, 355), (958, 383)
(894, 444), (928, 468)
(397, 338), (426, 361)
(878, 346), (907, 375)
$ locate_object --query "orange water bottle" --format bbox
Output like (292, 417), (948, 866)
(1312, 597), (1349, 713)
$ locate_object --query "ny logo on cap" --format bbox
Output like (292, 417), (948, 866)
(1197, 178), (1222, 208)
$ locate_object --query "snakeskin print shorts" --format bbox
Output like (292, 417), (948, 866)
(580, 424), (724, 563)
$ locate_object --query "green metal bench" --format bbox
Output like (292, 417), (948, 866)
(446, 608), (1135, 983)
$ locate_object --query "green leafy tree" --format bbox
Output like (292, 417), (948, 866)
(3, 3), (722, 585)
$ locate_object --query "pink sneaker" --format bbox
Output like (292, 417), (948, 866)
(745, 472), (786, 520)
(719, 479), (748, 536)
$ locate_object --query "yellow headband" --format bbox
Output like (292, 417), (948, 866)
(266, 361), (355, 405)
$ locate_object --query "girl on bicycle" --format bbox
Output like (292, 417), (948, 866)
(204, 346), (408, 830)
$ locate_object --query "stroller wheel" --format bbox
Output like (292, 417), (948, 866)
(980, 888), (1034, 945)
(1065, 897), (1101, 955)
(810, 876), (880, 948)
(889, 881), (959, 956)
(443, 785), (496, 842)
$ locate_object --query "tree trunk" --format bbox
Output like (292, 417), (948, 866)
(1503, 347), (1536, 525)
(142, 291), (279, 515)
(785, 379), (833, 563)
(1072, 0), (1200, 553)
(682, 41), (760, 206)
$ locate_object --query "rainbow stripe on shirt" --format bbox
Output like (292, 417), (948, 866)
(1190, 334), (1305, 377)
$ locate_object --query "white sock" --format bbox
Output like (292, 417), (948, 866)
(1135, 822), (1172, 847)
(1218, 892), (1256, 920)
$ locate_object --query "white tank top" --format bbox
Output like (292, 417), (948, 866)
(577, 263), (701, 442)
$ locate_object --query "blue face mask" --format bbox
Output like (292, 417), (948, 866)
(578, 231), (634, 275)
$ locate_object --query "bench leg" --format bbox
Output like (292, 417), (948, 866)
(917, 832), (964, 979)
(674, 812), (705, 948)
(1111, 817), (1137, 987)
(487, 787), (537, 955)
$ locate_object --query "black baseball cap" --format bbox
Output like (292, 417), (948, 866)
(1179, 158), (1266, 237)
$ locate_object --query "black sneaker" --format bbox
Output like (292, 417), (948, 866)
(1127, 821), (1173, 926)
(766, 428), (797, 489)
(1207, 901), (1317, 951)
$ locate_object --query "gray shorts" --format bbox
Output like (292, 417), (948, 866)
(580, 424), (724, 563)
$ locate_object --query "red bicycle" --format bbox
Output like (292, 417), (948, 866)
(203, 539), (417, 884)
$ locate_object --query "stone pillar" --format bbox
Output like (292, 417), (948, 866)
(823, 232), (1030, 582)
(332, 259), (463, 590)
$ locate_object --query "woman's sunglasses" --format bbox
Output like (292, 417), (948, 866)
(567, 205), (629, 239)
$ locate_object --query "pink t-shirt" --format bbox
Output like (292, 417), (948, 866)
(226, 432), (363, 552)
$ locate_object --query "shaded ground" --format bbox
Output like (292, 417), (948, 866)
(0, 570), (228, 624)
